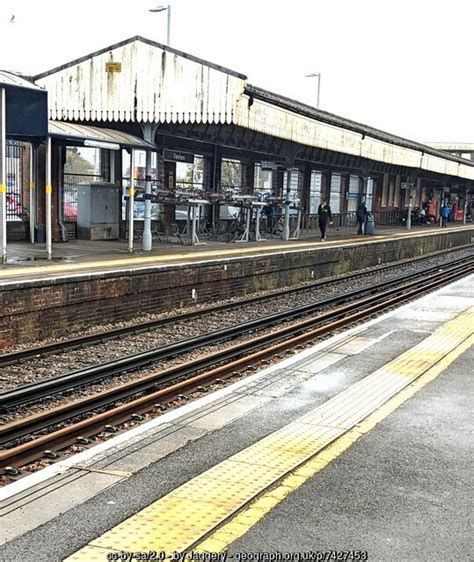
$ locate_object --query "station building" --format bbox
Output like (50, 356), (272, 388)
(1, 36), (474, 259)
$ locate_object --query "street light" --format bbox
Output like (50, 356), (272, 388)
(305, 73), (321, 109)
(149, 4), (171, 46)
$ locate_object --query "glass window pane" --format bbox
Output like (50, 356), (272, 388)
(330, 174), (342, 213)
(348, 175), (360, 212)
(254, 163), (273, 197)
(309, 171), (322, 214)
(221, 158), (242, 190)
(366, 178), (374, 212)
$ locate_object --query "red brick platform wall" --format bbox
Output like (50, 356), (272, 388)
(0, 230), (472, 349)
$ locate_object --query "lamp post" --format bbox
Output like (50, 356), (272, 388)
(149, 4), (171, 46)
(305, 73), (321, 109)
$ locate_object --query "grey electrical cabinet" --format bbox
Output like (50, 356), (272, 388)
(77, 182), (120, 240)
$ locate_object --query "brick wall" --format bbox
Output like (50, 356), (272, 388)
(0, 229), (472, 349)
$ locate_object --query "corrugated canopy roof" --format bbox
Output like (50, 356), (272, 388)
(48, 121), (155, 149)
(0, 70), (44, 91)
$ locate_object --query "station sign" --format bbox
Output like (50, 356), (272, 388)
(163, 149), (194, 164)
(105, 62), (122, 73)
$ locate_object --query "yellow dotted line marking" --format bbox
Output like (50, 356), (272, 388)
(62, 307), (473, 560)
(197, 334), (473, 554)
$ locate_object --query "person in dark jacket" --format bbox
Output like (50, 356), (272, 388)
(356, 201), (367, 234)
(317, 200), (333, 241)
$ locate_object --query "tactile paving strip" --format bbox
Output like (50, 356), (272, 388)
(66, 307), (473, 560)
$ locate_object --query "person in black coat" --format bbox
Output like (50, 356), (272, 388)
(317, 200), (333, 241)
(356, 201), (367, 234)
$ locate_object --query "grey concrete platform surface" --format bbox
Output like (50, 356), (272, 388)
(0, 274), (472, 561)
(3, 225), (457, 268)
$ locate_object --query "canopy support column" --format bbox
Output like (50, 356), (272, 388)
(29, 145), (36, 243)
(0, 87), (7, 263)
(140, 123), (157, 252)
(45, 136), (52, 259)
(143, 149), (152, 251)
(128, 149), (135, 253)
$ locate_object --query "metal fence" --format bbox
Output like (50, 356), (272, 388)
(301, 211), (404, 232)
(373, 211), (403, 226)
(6, 141), (25, 222)
(301, 212), (358, 232)
(63, 173), (103, 221)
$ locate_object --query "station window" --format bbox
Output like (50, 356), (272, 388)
(309, 171), (323, 214)
(175, 156), (205, 221)
(347, 175), (360, 212)
(329, 173), (342, 214)
(388, 179), (395, 207)
(176, 156), (204, 191)
(366, 178), (374, 211)
(221, 158), (243, 191)
(283, 169), (302, 214)
(64, 146), (106, 221)
(381, 174), (389, 207)
(220, 158), (243, 219)
(394, 175), (401, 207)
(121, 149), (159, 221)
(254, 163), (273, 197)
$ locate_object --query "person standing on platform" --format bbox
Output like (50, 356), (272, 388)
(356, 201), (367, 234)
(440, 203), (450, 228)
(317, 200), (333, 241)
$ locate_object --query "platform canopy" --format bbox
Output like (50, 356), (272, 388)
(34, 37), (474, 183)
(48, 121), (156, 150)
(0, 70), (48, 139)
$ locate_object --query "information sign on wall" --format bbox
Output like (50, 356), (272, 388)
(163, 149), (194, 164)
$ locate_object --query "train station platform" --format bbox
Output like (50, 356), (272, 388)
(1, 224), (473, 283)
(1, 274), (472, 561)
(0, 224), (472, 349)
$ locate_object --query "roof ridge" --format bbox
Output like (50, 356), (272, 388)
(33, 35), (247, 82)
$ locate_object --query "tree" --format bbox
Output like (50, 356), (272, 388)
(64, 147), (96, 175)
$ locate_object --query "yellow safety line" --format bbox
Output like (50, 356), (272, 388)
(197, 333), (474, 554)
(1, 225), (472, 279)
(66, 307), (473, 561)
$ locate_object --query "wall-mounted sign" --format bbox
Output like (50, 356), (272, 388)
(105, 62), (122, 73)
(163, 149), (194, 164)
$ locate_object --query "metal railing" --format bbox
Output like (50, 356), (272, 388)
(373, 210), (403, 226)
(63, 173), (103, 221)
(6, 141), (25, 222)
(301, 211), (404, 231)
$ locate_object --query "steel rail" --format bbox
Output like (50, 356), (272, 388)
(0, 267), (472, 470)
(1, 256), (471, 410)
(0, 245), (470, 367)
(0, 262), (471, 469)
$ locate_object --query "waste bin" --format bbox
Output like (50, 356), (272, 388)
(34, 225), (45, 243)
(365, 213), (375, 235)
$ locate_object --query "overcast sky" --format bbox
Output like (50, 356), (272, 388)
(1, 0), (472, 144)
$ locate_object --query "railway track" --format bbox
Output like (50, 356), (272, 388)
(1, 255), (472, 410)
(0, 258), (472, 473)
(0, 245), (470, 368)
